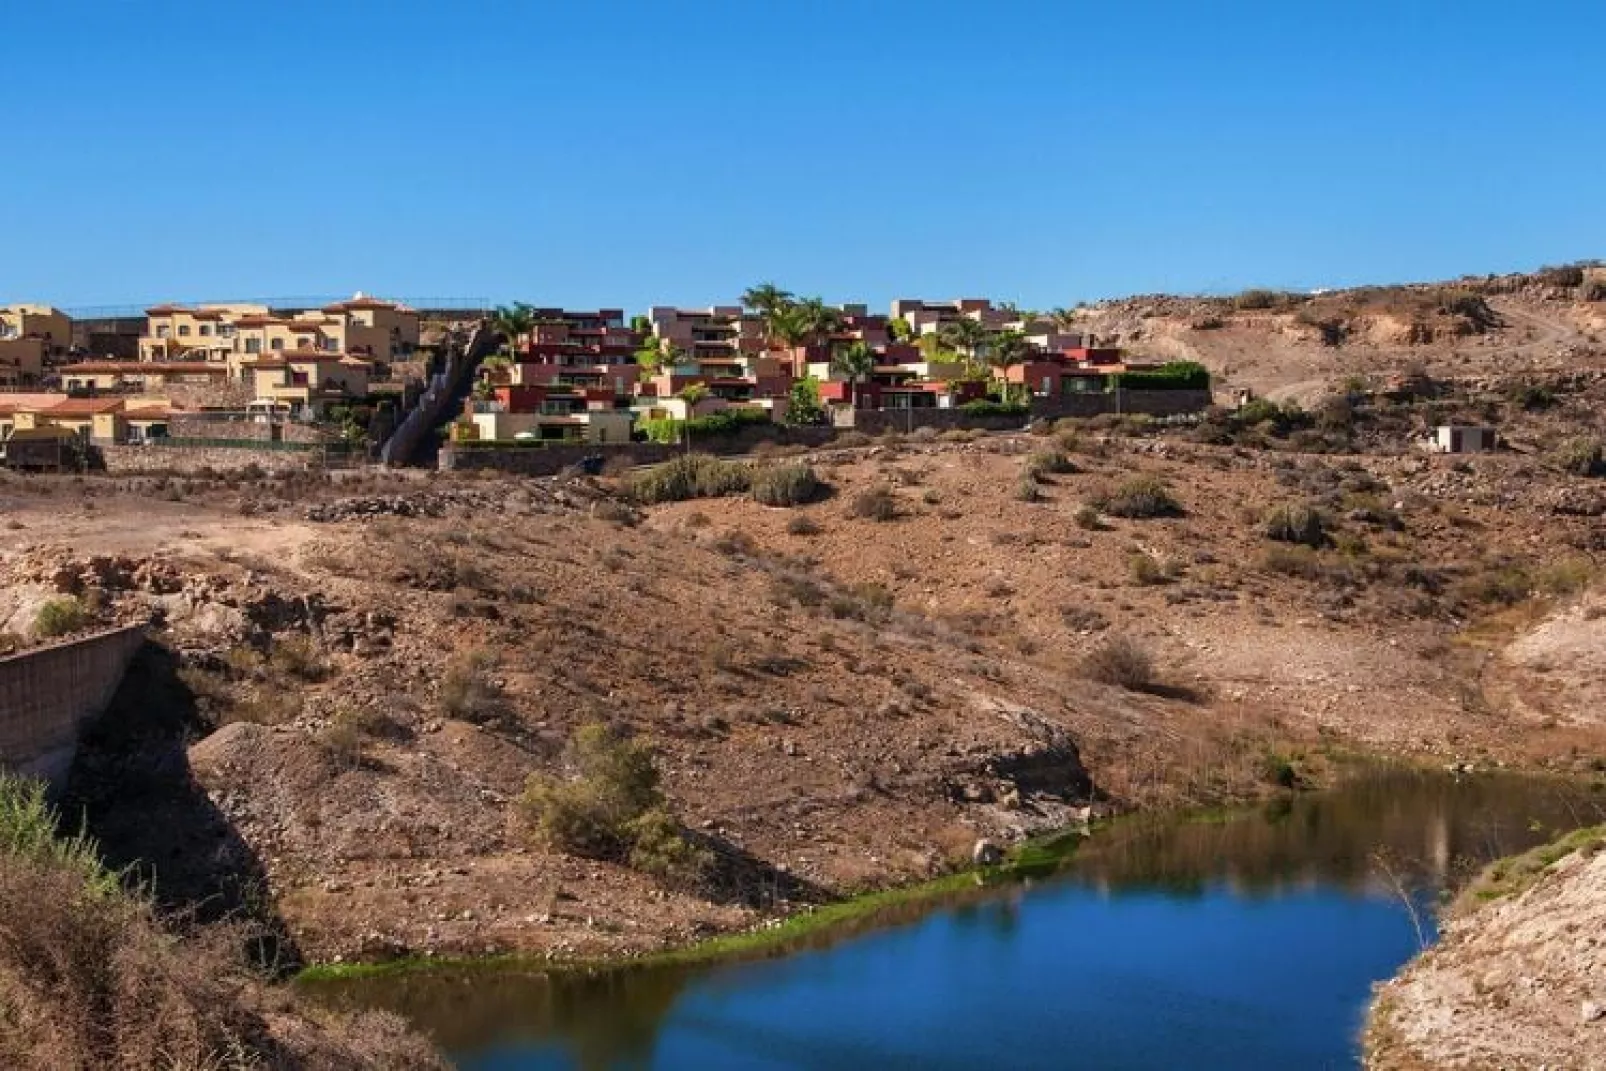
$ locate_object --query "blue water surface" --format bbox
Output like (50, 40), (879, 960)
(456, 880), (1421, 1071)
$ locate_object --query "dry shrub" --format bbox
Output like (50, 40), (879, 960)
(627, 453), (751, 504)
(518, 724), (710, 888)
(32, 597), (86, 639)
(1026, 448), (1076, 477)
(750, 463), (821, 506)
(850, 486), (898, 521)
(786, 514), (822, 536)
(440, 648), (506, 723)
(1552, 438), (1605, 477)
(1091, 476), (1182, 518)
(0, 773), (443, 1070)
(1262, 502), (1328, 547)
(268, 633), (329, 682)
(833, 431), (872, 448)
(1080, 635), (1155, 691)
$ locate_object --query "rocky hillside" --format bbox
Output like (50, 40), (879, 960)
(1369, 827), (1606, 1069)
(1067, 264), (1606, 405)
(3, 411), (1603, 966)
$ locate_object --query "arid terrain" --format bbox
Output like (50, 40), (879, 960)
(3, 268), (1605, 1066)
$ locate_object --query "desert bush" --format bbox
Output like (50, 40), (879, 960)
(1452, 563), (1532, 607)
(1128, 552), (1166, 586)
(268, 633), (328, 682)
(440, 648), (506, 722)
(0, 773), (444, 1069)
(519, 724), (708, 885)
(1262, 502), (1328, 547)
(850, 486), (898, 521)
(591, 499), (641, 527)
(1014, 474), (1044, 502)
(1552, 438), (1605, 477)
(834, 431), (872, 448)
(937, 428), (976, 443)
(786, 514), (822, 536)
(750, 463), (821, 507)
(908, 425), (939, 443)
(1234, 288), (1287, 310)
(829, 582), (894, 623)
(1536, 556), (1594, 597)
(32, 597), (86, 639)
(1080, 635), (1155, 691)
(1261, 544), (1327, 580)
(627, 453), (751, 504)
(625, 806), (713, 889)
(1025, 448), (1075, 477)
(1074, 504), (1104, 530)
(1091, 476), (1182, 518)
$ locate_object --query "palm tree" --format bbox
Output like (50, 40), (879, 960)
(939, 316), (992, 369)
(1049, 307), (1079, 330)
(741, 282), (795, 317)
(796, 296), (843, 346)
(766, 304), (810, 348)
(831, 340), (877, 409)
(987, 329), (1032, 398)
(635, 338), (683, 380)
(490, 302), (535, 359)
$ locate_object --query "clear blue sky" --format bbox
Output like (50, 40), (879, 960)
(4, 0), (1602, 312)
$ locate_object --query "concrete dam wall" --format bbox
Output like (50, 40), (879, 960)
(0, 625), (146, 789)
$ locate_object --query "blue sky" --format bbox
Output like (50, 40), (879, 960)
(3, 0), (1602, 312)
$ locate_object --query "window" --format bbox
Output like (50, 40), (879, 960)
(156, 326), (170, 339)
(178, 325), (191, 337)
(244, 337), (261, 354)
(324, 337), (339, 352)
(199, 324), (212, 336)
(270, 338), (285, 351)
(297, 337), (312, 349)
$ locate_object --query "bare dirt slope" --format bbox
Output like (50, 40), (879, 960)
(1369, 834), (1606, 1070)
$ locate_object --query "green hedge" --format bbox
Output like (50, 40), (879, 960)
(958, 400), (1029, 417)
(641, 408), (772, 443)
(1107, 361), (1211, 391)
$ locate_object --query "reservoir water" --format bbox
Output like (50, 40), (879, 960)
(317, 768), (1604, 1069)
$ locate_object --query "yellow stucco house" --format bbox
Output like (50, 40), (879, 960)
(0, 304), (72, 385)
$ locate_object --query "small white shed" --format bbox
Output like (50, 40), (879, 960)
(1433, 425), (1497, 453)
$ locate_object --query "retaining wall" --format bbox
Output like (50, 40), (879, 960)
(1030, 388), (1214, 421)
(0, 625), (146, 791)
(99, 445), (318, 475)
(440, 425), (837, 474)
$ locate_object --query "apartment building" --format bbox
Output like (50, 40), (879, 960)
(461, 383), (633, 444)
(140, 294), (419, 367)
(58, 360), (230, 392)
(890, 298), (1012, 337)
(243, 352), (372, 413)
(0, 304), (73, 385)
(503, 309), (640, 397)
(647, 306), (766, 361)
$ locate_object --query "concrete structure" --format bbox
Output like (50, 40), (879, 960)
(1432, 425), (1498, 453)
(0, 626), (146, 791)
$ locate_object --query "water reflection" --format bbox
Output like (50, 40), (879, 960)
(312, 768), (1603, 1069)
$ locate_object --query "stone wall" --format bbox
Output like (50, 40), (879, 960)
(846, 409), (1029, 435)
(439, 425), (837, 474)
(0, 625), (146, 791)
(99, 445), (319, 475)
(1030, 388), (1214, 421)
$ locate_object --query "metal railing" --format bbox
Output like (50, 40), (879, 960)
(62, 296), (492, 320)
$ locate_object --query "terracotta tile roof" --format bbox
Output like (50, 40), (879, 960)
(144, 304), (187, 315)
(44, 398), (126, 416)
(61, 361), (223, 375)
(0, 393), (67, 414)
(122, 406), (176, 419)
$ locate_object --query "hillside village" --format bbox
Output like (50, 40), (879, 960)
(1, 287), (1217, 471)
